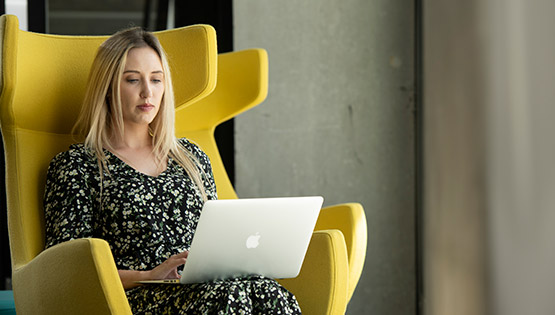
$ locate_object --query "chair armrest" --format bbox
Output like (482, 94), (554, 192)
(278, 230), (349, 315)
(315, 203), (367, 301)
(12, 238), (132, 315)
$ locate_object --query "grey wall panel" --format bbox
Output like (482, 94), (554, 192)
(233, 1), (416, 314)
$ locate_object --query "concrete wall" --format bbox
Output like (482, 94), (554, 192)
(233, 1), (416, 314)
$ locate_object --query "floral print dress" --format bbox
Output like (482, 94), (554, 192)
(44, 138), (301, 314)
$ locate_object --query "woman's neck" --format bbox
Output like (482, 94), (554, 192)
(108, 125), (167, 177)
(110, 124), (152, 150)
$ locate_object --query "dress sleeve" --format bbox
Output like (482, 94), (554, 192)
(179, 138), (218, 200)
(44, 150), (96, 249)
(197, 147), (218, 201)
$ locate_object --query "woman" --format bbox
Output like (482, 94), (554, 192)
(43, 27), (301, 314)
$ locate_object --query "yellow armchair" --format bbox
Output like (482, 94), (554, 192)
(0, 14), (367, 315)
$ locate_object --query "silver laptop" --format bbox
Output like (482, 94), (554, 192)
(138, 196), (323, 285)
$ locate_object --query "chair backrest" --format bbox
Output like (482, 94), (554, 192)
(0, 14), (217, 269)
(175, 48), (268, 199)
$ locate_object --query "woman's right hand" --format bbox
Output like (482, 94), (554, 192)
(146, 251), (189, 280)
(118, 251), (189, 290)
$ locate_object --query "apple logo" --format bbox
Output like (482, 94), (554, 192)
(246, 232), (261, 249)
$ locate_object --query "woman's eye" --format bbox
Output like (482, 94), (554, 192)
(126, 78), (139, 83)
(152, 78), (162, 83)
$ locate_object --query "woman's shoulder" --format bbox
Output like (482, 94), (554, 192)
(49, 143), (96, 172)
(177, 137), (213, 169)
(178, 138), (207, 158)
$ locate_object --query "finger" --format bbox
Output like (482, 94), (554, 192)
(165, 269), (179, 279)
(151, 265), (182, 280)
(165, 258), (187, 269)
(154, 257), (186, 274)
(170, 269), (181, 279)
(173, 251), (189, 259)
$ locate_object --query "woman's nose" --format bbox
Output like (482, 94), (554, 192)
(140, 82), (153, 99)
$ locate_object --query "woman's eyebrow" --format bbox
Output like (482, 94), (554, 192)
(123, 70), (164, 74)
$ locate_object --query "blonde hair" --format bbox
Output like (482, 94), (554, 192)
(73, 27), (208, 200)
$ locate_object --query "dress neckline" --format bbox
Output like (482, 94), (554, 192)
(104, 149), (171, 179)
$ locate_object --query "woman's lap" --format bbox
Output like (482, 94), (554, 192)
(127, 275), (301, 314)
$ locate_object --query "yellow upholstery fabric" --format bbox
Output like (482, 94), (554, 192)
(278, 230), (349, 315)
(315, 203), (368, 301)
(12, 238), (129, 315)
(0, 14), (216, 314)
(175, 49), (269, 199)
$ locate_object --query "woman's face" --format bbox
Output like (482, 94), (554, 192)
(119, 46), (165, 127)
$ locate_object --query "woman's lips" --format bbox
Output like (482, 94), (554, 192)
(137, 103), (155, 111)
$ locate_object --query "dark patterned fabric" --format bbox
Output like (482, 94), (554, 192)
(44, 138), (301, 314)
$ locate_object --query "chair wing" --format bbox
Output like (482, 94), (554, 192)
(175, 48), (269, 199)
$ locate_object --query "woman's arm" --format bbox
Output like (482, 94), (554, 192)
(118, 251), (189, 289)
(118, 269), (152, 290)
(44, 149), (96, 249)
